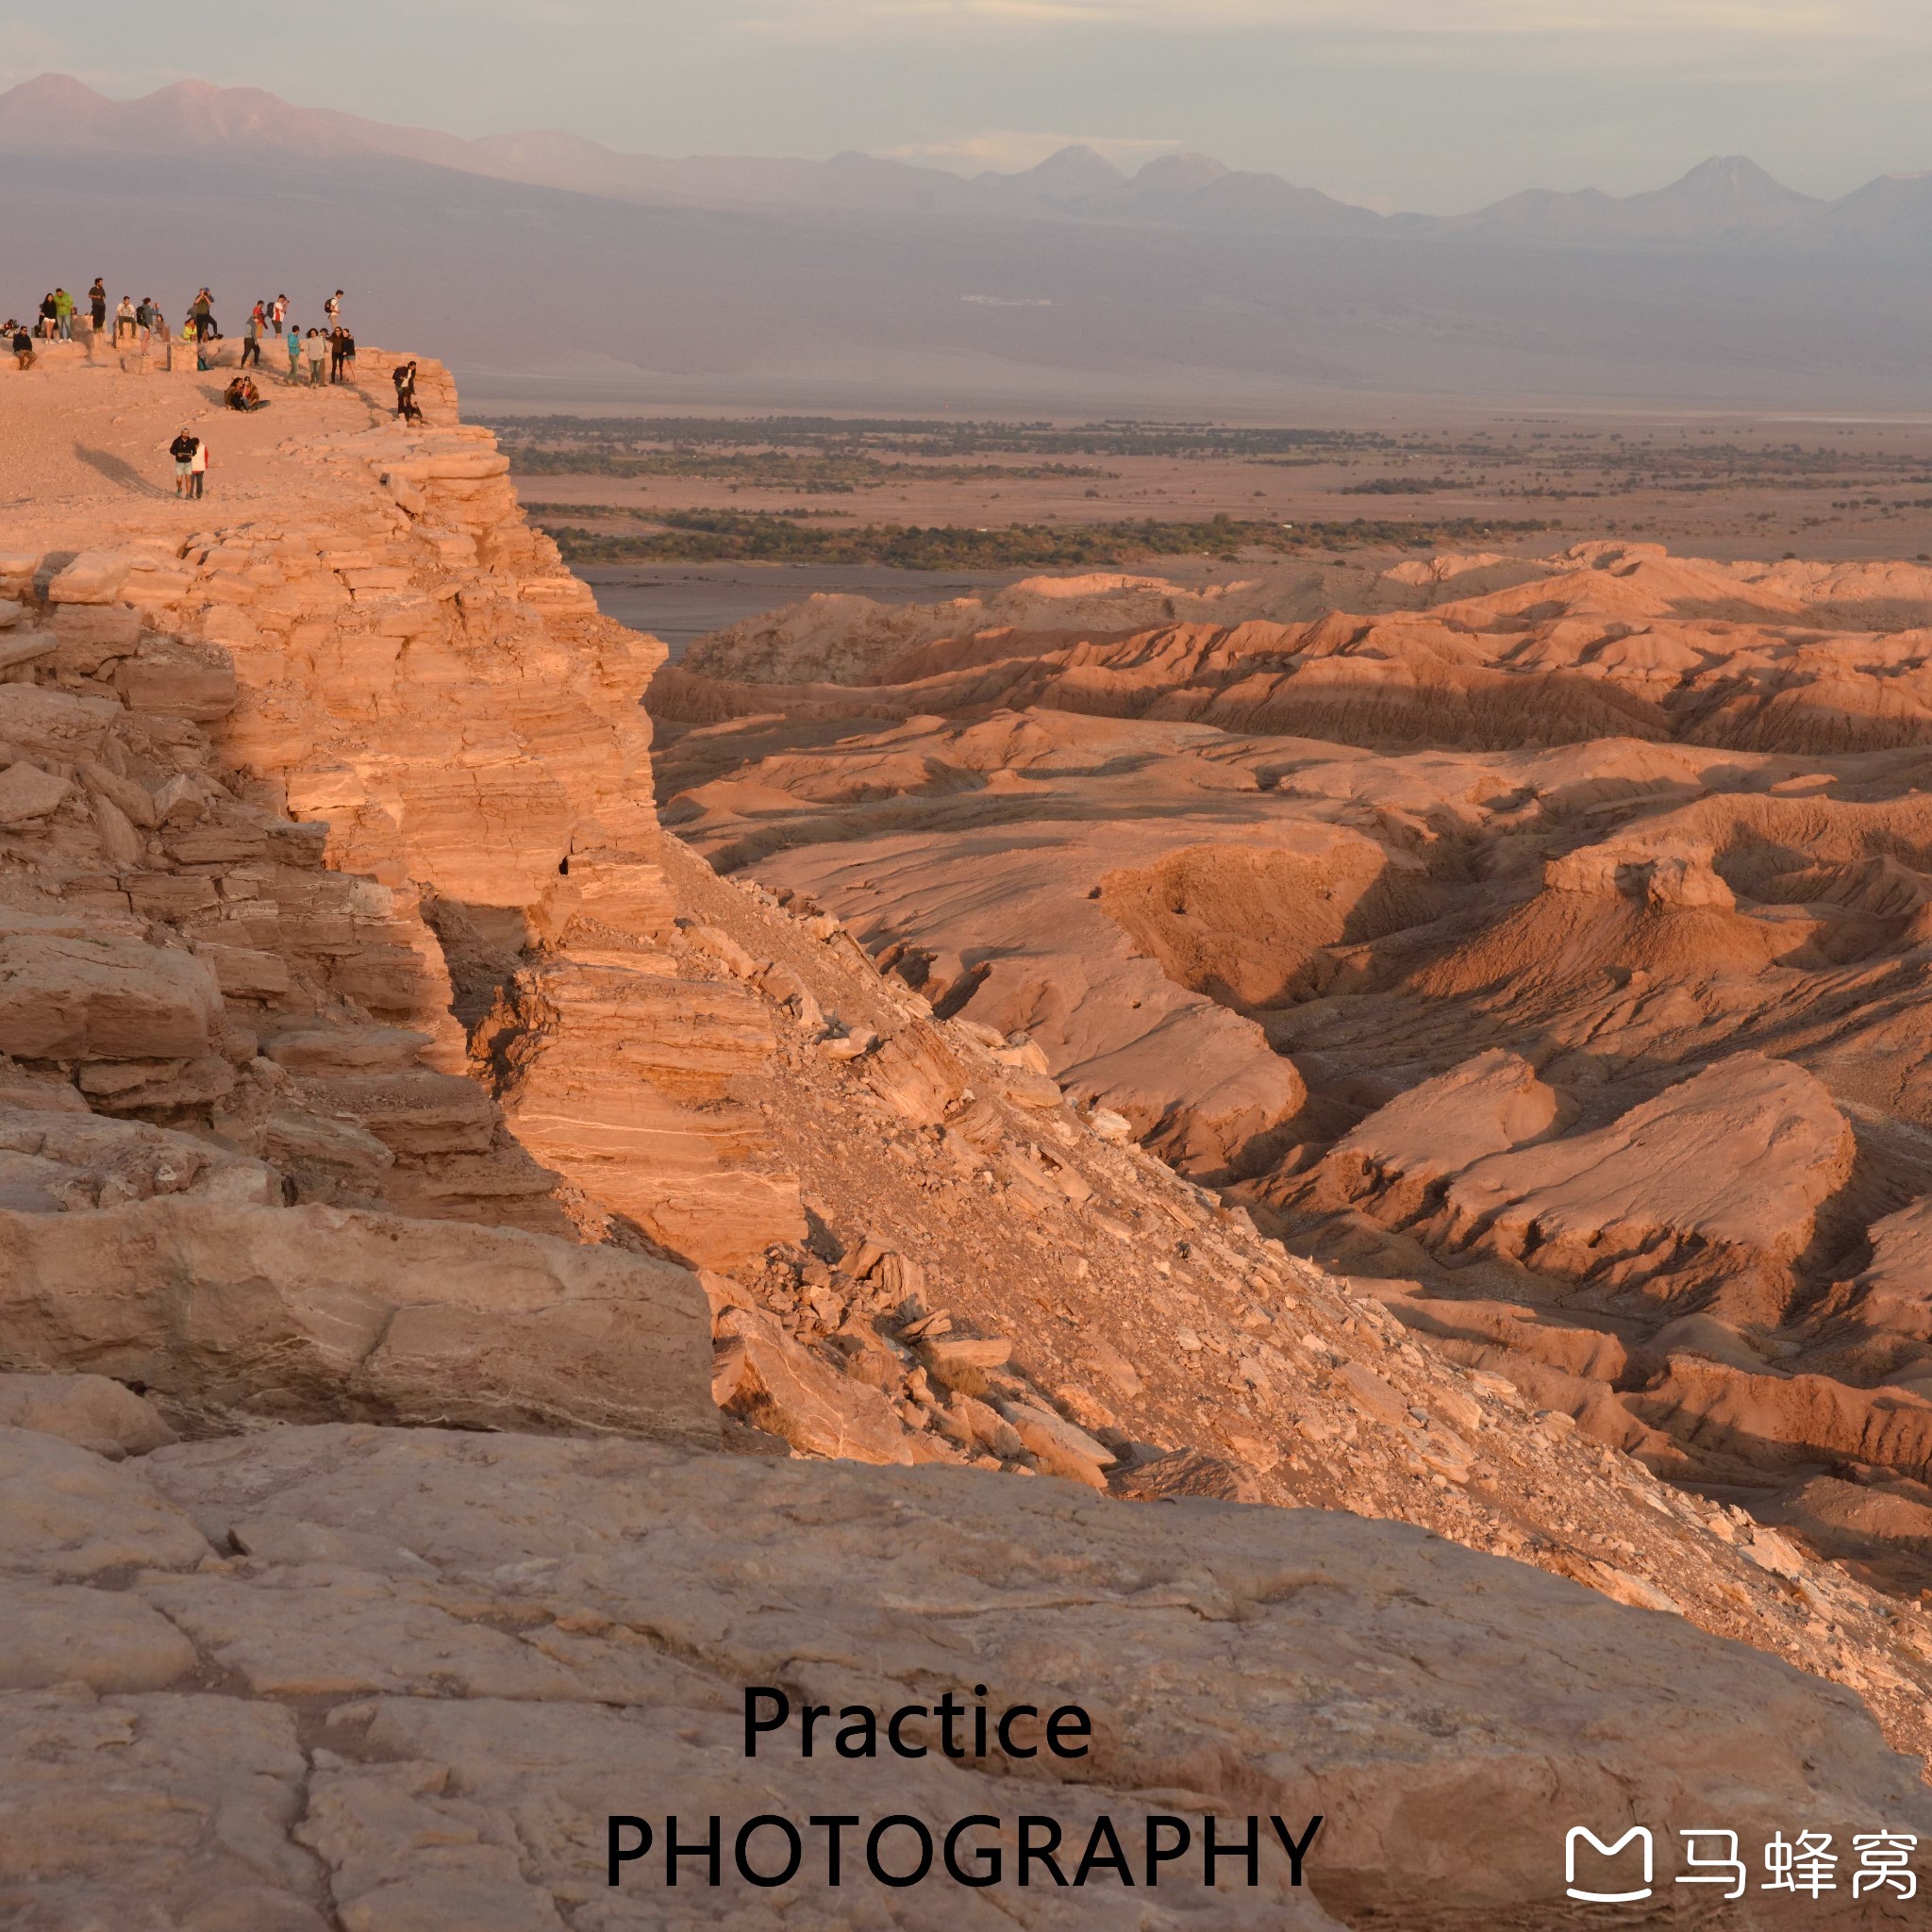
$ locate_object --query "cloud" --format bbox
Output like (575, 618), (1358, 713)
(732, 0), (1928, 35)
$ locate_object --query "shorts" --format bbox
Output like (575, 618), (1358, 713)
(175, 460), (192, 478)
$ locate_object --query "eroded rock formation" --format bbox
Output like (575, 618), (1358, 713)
(658, 539), (1932, 1607)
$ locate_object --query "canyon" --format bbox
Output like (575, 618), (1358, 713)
(8, 330), (1932, 1924)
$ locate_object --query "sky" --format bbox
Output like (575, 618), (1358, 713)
(3, 0), (1930, 212)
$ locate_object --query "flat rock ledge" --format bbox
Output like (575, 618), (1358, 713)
(3, 1421), (1926, 1928)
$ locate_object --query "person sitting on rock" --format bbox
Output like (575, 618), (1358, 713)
(167, 428), (200, 497)
(223, 375), (266, 411)
(37, 292), (57, 340)
(114, 295), (137, 341)
(10, 322), (33, 371)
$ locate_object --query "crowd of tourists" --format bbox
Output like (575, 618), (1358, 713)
(8, 279), (429, 503)
(6, 283), (385, 402)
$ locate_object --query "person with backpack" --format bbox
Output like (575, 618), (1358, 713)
(271, 293), (287, 330)
(325, 289), (342, 329)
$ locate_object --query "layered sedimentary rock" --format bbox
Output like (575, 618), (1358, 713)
(2, 344), (805, 1264)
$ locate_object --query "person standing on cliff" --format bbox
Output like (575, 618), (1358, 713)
(190, 289), (213, 341)
(285, 321), (301, 382)
(392, 358), (422, 422)
(53, 288), (73, 340)
(241, 305), (262, 368)
(324, 289), (341, 330)
(88, 279), (107, 335)
(271, 292), (287, 331)
(305, 327), (328, 386)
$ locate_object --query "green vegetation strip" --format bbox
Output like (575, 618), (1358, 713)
(503, 450), (1108, 491)
(536, 509), (1553, 569)
(479, 414), (1388, 459)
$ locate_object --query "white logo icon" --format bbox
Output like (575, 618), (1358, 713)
(1566, 1825), (1654, 1904)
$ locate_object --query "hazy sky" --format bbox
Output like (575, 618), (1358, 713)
(4, 0), (1930, 211)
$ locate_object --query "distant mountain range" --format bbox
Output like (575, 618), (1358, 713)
(8, 74), (1931, 250)
(6, 74), (1932, 408)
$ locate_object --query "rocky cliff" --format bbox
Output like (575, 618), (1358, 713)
(7, 346), (1932, 1924)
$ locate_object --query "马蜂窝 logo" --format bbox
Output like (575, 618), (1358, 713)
(1565, 1825), (1653, 1904)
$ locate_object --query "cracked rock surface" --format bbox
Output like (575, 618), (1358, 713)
(7, 1422), (1931, 1929)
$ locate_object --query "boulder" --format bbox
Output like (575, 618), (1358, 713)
(0, 1198), (718, 1443)
(0, 762), (72, 825)
(0, 1373), (176, 1457)
(0, 930), (222, 1062)
(45, 550), (133, 605)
